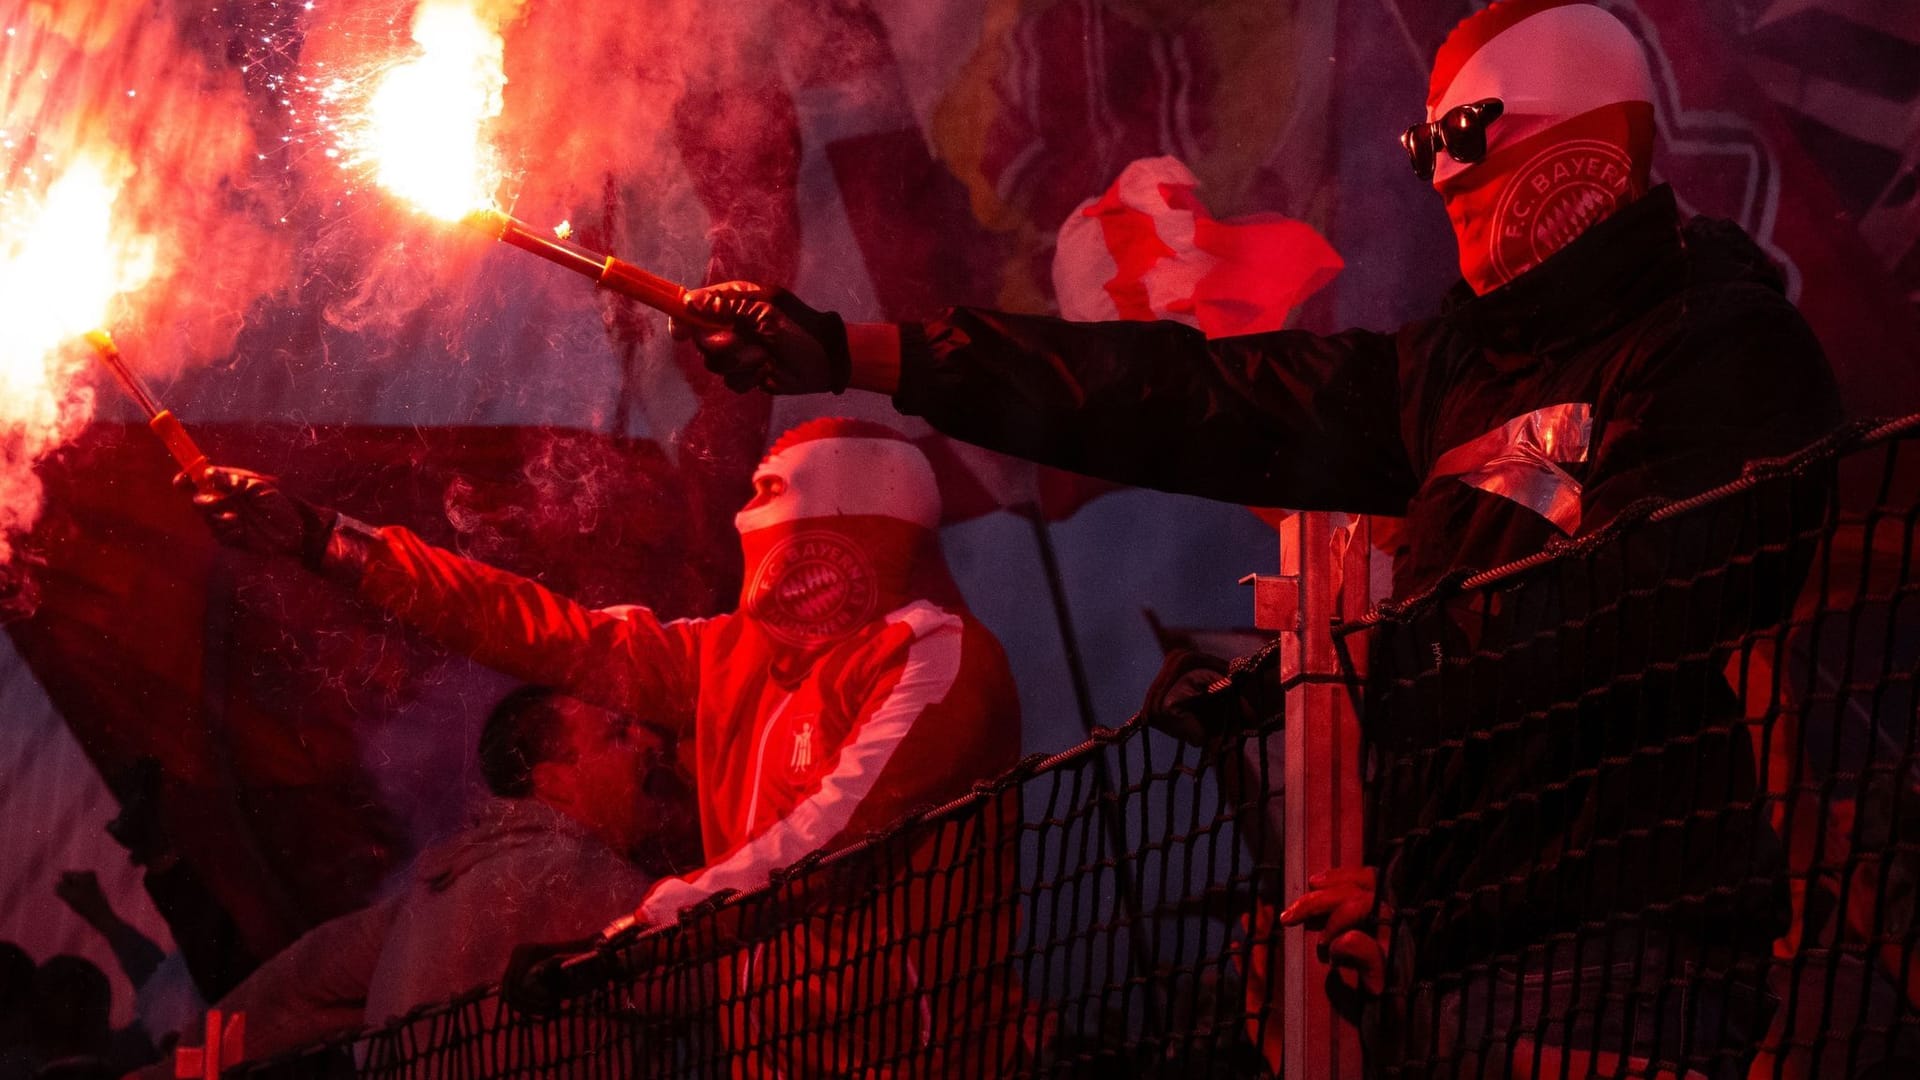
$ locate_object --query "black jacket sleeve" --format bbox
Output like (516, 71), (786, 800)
(892, 308), (1420, 513)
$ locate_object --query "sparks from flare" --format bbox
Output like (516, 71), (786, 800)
(309, 3), (710, 323)
(332, 0), (507, 220)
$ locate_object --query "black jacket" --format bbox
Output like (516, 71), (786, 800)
(894, 186), (1839, 599)
(891, 186), (1842, 977)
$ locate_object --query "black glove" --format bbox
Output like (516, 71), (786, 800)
(1141, 648), (1282, 745)
(183, 467), (336, 569)
(671, 281), (850, 395)
(501, 936), (609, 1017)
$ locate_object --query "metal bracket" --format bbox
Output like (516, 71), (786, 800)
(1240, 573), (1301, 632)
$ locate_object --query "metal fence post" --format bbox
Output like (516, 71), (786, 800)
(1253, 511), (1374, 1078)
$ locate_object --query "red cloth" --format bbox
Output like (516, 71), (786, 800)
(1050, 155), (1342, 531)
(1428, 0), (1591, 103)
(1054, 155), (1342, 338)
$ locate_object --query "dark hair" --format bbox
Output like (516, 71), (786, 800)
(29, 954), (110, 1052)
(0, 940), (31, 1021)
(478, 686), (576, 797)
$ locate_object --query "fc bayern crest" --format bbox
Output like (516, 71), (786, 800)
(1490, 139), (1637, 283)
(747, 530), (880, 648)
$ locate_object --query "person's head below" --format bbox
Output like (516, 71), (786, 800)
(0, 941), (31, 1047)
(26, 954), (110, 1065)
(734, 417), (959, 652)
(1405, 0), (1657, 295)
(479, 686), (691, 866)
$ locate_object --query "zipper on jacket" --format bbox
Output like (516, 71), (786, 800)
(742, 692), (795, 834)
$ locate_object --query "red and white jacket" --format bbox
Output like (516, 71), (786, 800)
(355, 525), (1021, 925)
(353, 526), (1028, 1073)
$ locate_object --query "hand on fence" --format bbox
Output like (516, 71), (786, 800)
(501, 936), (602, 1017)
(1141, 649), (1255, 744)
(1280, 866), (1389, 996)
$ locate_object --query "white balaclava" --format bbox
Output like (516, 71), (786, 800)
(1426, 0), (1658, 294)
(735, 418), (945, 651)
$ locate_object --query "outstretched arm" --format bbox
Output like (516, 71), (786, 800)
(189, 468), (707, 726)
(354, 526), (705, 725)
(677, 284), (1419, 513)
(892, 310), (1416, 511)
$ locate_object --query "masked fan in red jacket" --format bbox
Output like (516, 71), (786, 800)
(191, 416), (1026, 1075)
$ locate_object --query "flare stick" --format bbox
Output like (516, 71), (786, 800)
(462, 207), (721, 326)
(83, 330), (215, 492)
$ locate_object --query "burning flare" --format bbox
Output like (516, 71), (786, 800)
(0, 153), (157, 559)
(333, 0), (714, 325)
(348, 1), (506, 219)
(0, 157), (155, 411)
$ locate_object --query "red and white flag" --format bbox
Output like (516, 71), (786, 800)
(1054, 156), (1343, 339)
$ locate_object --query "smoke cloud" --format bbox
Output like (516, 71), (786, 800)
(0, 0), (824, 568)
(286, 0), (735, 326)
(0, 0), (293, 563)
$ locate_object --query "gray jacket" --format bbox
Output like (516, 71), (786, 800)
(218, 798), (651, 1059)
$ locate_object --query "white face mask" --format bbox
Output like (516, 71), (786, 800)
(733, 437), (942, 537)
(732, 432), (943, 649)
(1423, 2), (1656, 293)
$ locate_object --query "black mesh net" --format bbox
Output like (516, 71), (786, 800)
(1356, 415), (1920, 1078)
(232, 720), (1291, 1078)
(229, 415), (1920, 1079)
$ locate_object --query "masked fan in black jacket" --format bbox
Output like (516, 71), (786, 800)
(680, 2), (1841, 1074)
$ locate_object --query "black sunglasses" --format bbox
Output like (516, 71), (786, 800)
(1401, 98), (1505, 181)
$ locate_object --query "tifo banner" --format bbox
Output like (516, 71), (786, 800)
(1597, 0), (1920, 417)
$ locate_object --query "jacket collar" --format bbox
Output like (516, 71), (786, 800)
(1442, 185), (1684, 354)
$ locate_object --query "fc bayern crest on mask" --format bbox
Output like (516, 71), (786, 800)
(746, 530), (881, 648)
(1489, 138), (1637, 282)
